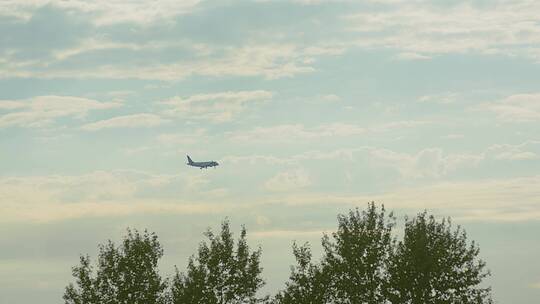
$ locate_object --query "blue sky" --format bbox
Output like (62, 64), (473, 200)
(1, 0), (540, 303)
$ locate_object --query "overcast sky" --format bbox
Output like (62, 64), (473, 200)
(1, 0), (540, 303)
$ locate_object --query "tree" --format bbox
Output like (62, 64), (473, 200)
(274, 242), (330, 304)
(171, 220), (265, 304)
(276, 202), (395, 304)
(63, 206), (493, 304)
(63, 229), (168, 304)
(387, 212), (492, 304)
(322, 203), (395, 304)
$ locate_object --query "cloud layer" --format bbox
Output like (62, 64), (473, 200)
(0, 96), (121, 128)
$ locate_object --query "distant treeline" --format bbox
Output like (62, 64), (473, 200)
(64, 203), (493, 304)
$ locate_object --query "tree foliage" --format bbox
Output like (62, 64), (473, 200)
(63, 205), (493, 304)
(275, 203), (492, 304)
(63, 229), (168, 304)
(323, 203), (395, 304)
(171, 220), (265, 304)
(386, 212), (492, 304)
(275, 202), (395, 304)
(274, 242), (330, 304)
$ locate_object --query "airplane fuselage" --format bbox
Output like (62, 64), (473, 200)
(188, 161), (218, 169)
(186, 155), (219, 169)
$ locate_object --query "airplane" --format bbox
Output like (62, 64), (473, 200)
(186, 155), (219, 169)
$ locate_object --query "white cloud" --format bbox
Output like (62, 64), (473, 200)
(122, 146), (154, 156)
(4, 44), (341, 81)
(265, 169), (312, 192)
(369, 120), (431, 132)
(51, 39), (144, 61)
(262, 175), (540, 222)
(346, 1), (540, 60)
(483, 93), (540, 122)
(223, 149), (360, 166)
(157, 129), (208, 146)
(2, 168), (540, 223)
(4, 1), (540, 84)
(487, 141), (540, 160)
(223, 148), (363, 167)
(229, 123), (366, 142)
(0, 0), (202, 25)
(394, 52), (432, 61)
(419, 177), (540, 222)
(0, 95), (121, 128)
(320, 94), (341, 102)
(225, 145), (483, 180)
(0, 100), (24, 110)
(222, 155), (290, 165)
(366, 142), (538, 178)
(418, 92), (459, 104)
(226, 140), (538, 180)
(229, 120), (428, 142)
(367, 147), (483, 179)
(81, 113), (168, 131)
(162, 90), (272, 122)
(0, 171), (233, 222)
(4, 200), (229, 223)
(159, 44), (321, 80)
(292, 149), (360, 162)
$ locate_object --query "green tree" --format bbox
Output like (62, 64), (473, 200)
(63, 229), (168, 304)
(276, 203), (395, 304)
(387, 212), (492, 304)
(274, 242), (330, 304)
(322, 203), (395, 304)
(171, 220), (265, 304)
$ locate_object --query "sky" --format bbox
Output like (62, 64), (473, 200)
(1, 0), (540, 303)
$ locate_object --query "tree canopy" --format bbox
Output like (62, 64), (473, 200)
(273, 242), (331, 304)
(171, 220), (265, 304)
(386, 212), (492, 304)
(322, 203), (395, 304)
(64, 204), (493, 304)
(63, 229), (167, 304)
(275, 204), (492, 304)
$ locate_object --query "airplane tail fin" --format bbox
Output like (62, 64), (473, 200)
(187, 155), (193, 164)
